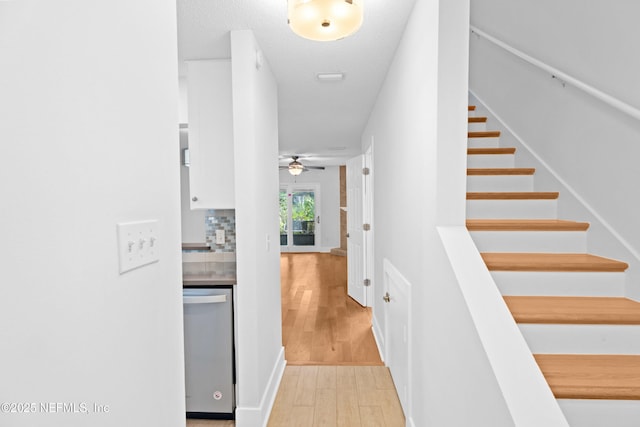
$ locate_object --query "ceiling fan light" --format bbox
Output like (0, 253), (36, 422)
(288, 160), (305, 176)
(288, 0), (363, 42)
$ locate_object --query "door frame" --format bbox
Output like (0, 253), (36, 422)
(364, 143), (374, 308)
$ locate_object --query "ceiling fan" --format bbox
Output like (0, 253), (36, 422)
(280, 156), (325, 176)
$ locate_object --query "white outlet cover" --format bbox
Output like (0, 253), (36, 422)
(117, 220), (160, 274)
(216, 229), (225, 245)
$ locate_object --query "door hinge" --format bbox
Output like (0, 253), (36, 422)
(363, 223), (371, 231)
(364, 278), (371, 287)
(362, 167), (370, 176)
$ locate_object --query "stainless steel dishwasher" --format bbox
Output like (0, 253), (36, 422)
(183, 286), (234, 419)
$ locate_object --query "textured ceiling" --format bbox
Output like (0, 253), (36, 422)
(177, 0), (416, 166)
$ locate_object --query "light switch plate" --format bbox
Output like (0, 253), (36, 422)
(117, 220), (160, 274)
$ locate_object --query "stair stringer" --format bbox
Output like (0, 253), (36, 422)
(438, 226), (570, 427)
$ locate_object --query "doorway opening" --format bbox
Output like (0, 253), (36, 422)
(280, 185), (321, 251)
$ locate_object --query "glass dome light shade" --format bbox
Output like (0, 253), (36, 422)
(288, 161), (305, 175)
(288, 0), (363, 42)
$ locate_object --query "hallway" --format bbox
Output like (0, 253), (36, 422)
(187, 253), (405, 426)
(281, 253), (382, 365)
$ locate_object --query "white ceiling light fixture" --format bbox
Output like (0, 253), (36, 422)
(288, 0), (363, 42)
(316, 72), (345, 82)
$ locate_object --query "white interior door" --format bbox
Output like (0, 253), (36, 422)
(347, 155), (366, 306)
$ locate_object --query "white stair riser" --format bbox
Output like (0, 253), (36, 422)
(467, 154), (515, 168)
(467, 175), (534, 192)
(467, 199), (558, 219)
(468, 122), (487, 132)
(470, 230), (587, 253)
(468, 137), (500, 148)
(559, 399), (640, 427)
(491, 271), (625, 297)
(519, 324), (640, 354)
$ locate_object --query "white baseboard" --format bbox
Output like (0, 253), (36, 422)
(235, 346), (286, 427)
(371, 314), (385, 363)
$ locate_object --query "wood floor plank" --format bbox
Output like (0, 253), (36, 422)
(314, 388), (338, 427)
(294, 365), (319, 406)
(337, 366), (357, 390)
(354, 366), (377, 393)
(317, 366), (338, 389)
(287, 406), (315, 427)
(337, 388), (362, 427)
(359, 406), (386, 427)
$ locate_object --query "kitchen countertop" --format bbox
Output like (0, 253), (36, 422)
(182, 262), (236, 287)
(181, 242), (211, 251)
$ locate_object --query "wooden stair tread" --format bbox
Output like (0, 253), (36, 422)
(468, 131), (501, 138)
(468, 116), (487, 123)
(481, 253), (629, 272)
(467, 219), (590, 231)
(534, 354), (640, 400)
(467, 168), (535, 176)
(467, 191), (559, 200)
(504, 296), (640, 324)
(468, 105), (476, 111)
(468, 147), (516, 155)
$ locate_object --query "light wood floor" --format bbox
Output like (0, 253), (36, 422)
(281, 253), (382, 365)
(187, 366), (405, 427)
(268, 365), (405, 427)
(186, 253), (396, 427)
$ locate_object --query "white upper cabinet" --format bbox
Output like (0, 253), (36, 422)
(186, 59), (235, 209)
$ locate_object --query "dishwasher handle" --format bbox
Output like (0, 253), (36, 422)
(183, 294), (227, 305)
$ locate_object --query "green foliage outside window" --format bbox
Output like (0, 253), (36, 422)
(279, 191), (315, 235)
(279, 192), (288, 234)
(292, 193), (315, 221)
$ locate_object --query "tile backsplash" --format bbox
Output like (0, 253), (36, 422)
(205, 209), (236, 252)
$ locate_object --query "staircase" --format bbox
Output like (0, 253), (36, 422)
(466, 104), (640, 426)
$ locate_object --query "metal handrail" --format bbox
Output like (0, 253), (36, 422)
(470, 25), (640, 122)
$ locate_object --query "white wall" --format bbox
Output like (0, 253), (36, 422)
(230, 31), (285, 427)
(362, 0), (527, 425)
(0, 1), (185, 427)
(279, 167), (340, 251)
(470, 1), (640, 298)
